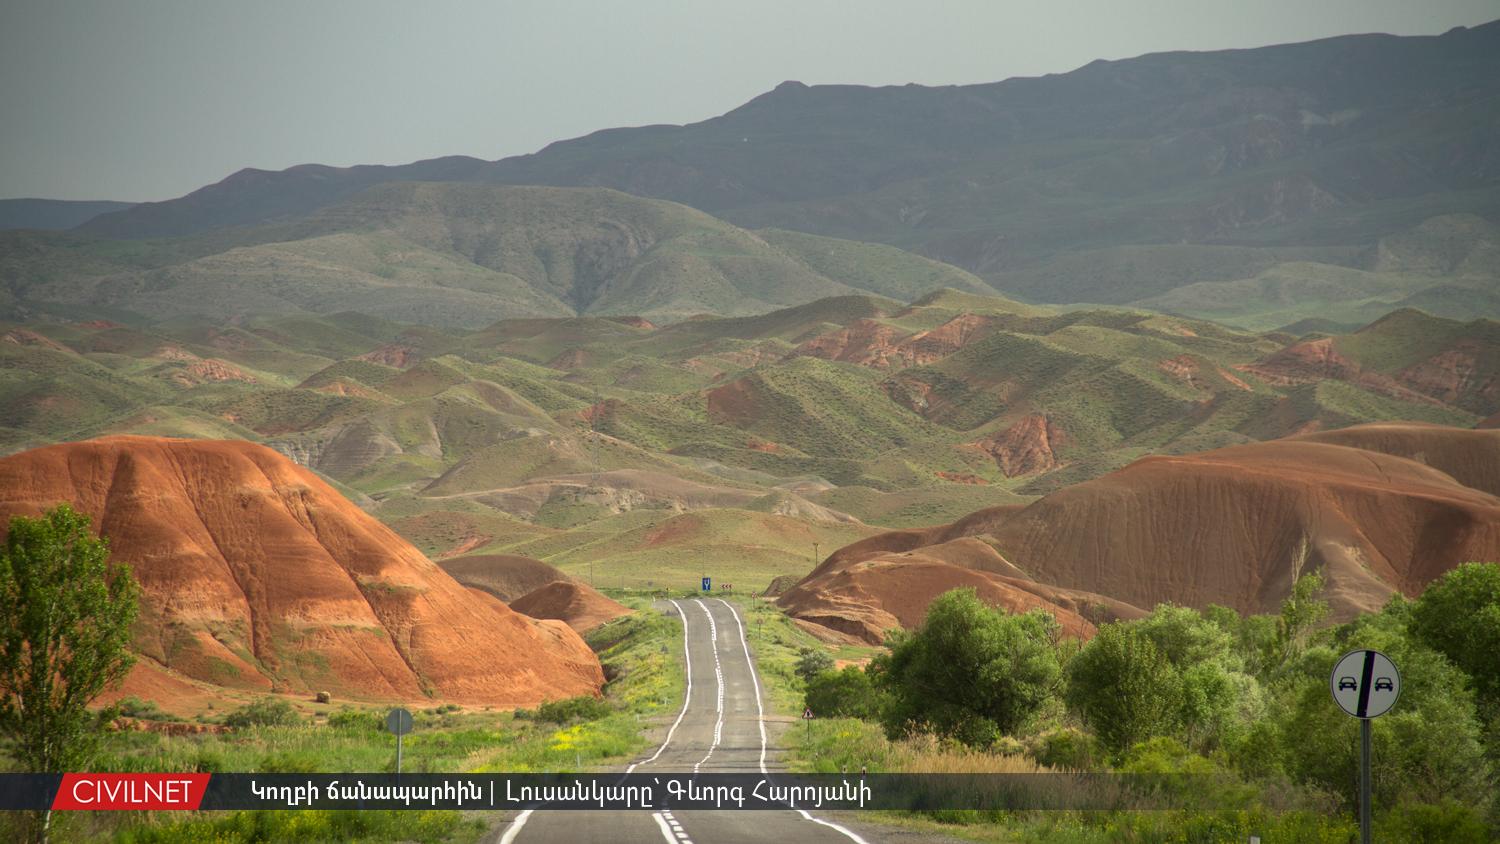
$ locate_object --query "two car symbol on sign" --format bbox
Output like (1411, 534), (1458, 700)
(1337, 676), (1395, 692)
(1330, 649), (1401, 720)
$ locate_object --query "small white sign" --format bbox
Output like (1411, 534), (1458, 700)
(1329, 649), (1400, 719)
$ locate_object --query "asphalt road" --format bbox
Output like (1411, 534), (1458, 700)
(492, 597), (885, 844)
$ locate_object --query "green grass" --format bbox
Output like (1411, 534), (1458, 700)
(527, 509), (877, 594)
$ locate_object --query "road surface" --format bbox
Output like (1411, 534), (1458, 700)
(492, 597), (886, 844)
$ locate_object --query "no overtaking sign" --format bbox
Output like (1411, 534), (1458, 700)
(1329, 649), (1400, 719)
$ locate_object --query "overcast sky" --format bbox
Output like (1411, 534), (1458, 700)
(2, 0), (1496, 201)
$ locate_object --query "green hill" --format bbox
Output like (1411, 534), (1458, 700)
(3, 184), (995, 328)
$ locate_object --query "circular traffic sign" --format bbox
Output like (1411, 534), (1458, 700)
(1329, 649), (1400, 719)
(385, 707), (414, 736)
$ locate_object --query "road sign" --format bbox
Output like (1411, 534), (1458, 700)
(702, 576), (711, 592)
(802, 708), (813, 720)
(386, 707), (414, 776)
(1330, 649), (1400, 844)
(385, 707), (414, 735)
(1330, 649), (1400, 719)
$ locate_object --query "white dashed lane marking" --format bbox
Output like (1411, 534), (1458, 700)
(691, 599), (723, 775)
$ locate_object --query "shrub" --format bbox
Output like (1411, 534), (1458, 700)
(1029, 727), (1102, 771)
(1375, 800), (1492, 844)
(117, 696), (170, 721)
(223, 698), (301, 730)
(326, 708), (380, 731)
(534, 695), (611, 724)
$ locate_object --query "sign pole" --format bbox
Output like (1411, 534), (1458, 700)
(386, 707), (414, 780)
(1360, 718), (1371, 844)
(1329, 649), (1397, 844)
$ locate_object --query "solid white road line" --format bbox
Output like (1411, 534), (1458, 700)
(628, 599), (694, 773)
(497, 808), (532, 844)
(719, 598), (873, 844)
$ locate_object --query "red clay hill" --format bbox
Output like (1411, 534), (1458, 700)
(439, 553), (632, 633)
(0, 436), (604, 708)
(782, 423), (1500, 641)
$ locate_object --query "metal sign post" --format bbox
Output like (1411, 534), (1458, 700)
(1329, 649), (1400, 844)
(386, 707), (414, 776)
(803, 707), (813, 742)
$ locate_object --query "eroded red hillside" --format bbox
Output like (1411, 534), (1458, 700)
(784, 425), (1500, 639)
(0, 436), (603, 707)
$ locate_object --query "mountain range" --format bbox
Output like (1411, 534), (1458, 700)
(3, 20), (1493, 329)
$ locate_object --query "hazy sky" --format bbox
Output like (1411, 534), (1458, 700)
(3, 0), (1496, 201)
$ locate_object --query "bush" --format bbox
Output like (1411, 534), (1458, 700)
(794, 648), (835, 683)
(1029, 727), (1102, 771)
(805, 665), (884, 721)
(326, 708), (380, 731)
(223, 698), (301, 730)
(1375, 800), (1492, 844)
(877, 589), (1061, 746)
(534, 695), (611, 724)
(117, 696), (171, 721)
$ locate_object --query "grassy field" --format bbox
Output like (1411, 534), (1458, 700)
(5, 597), (685, 844)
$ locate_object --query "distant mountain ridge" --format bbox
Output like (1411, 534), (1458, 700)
(0, 198), (136, 231)
(48, 21), (1499, 324)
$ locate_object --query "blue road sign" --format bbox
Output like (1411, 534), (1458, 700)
(702, 577), (711, 592)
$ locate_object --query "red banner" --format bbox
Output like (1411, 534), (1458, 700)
(52, 773), (210, 810)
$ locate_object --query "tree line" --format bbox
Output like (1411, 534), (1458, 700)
(798, 564), (1500, 838)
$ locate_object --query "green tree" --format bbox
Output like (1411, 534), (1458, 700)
(1134, 604), (1262, 751)
(0, 505), (140, 843)
(1272, 571), (1329, 671)
(804, 665), (884, 721)
(1276, 600), (1494, 818)
(794, 647), (835, 684)
(875, 589), (1061, 747)
(1065, 622), (1183, 755)
(1409, 562), (1500, 698)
